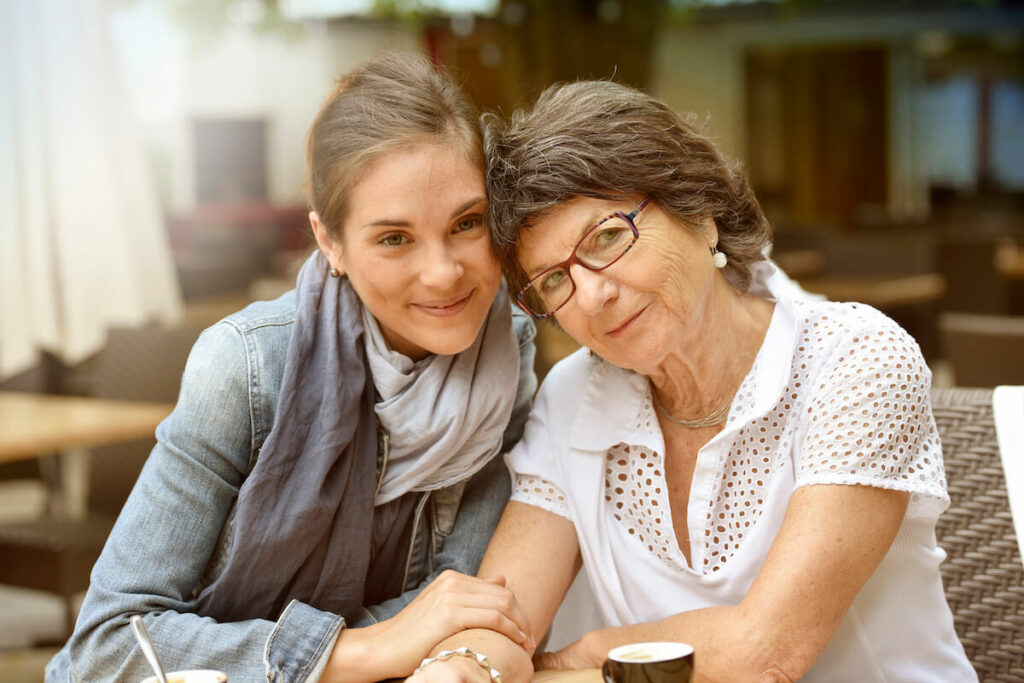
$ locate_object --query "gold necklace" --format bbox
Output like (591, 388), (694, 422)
(650, 388), (731, 428)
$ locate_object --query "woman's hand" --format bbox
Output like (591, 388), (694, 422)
(407, 655), (494, 683)
(533, 630), (607, 671)
(384, 570), (535, 655)
(327, 570), (534, 682)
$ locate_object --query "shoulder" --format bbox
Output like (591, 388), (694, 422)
(510, 347), (599, 446)
(537, 346), (600, 403)
(204, 291), (297, 373)
(219, 290), (297, 337)
(185, 291), (298, 435)
(792, 298), (926, 376)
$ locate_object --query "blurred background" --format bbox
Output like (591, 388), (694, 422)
(1, 0), (1023, 679)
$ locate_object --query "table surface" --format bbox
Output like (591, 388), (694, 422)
(533, 669), (602, 683)
(797, 272), (946, 308)
(0, 391), (174, 463)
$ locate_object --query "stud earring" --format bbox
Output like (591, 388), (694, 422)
(329, 268), (340, 277)
(710, 246), (727, 269)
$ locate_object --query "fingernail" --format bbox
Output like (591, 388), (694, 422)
(519, 630), (528, 642)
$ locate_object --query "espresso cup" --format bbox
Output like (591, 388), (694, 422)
(602, 642), (694, 683)
(140, 670), (227, 683)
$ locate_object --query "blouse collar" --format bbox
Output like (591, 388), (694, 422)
(568, 261), (799, 454)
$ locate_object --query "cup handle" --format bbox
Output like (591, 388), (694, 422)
(602, 660), (616, 683)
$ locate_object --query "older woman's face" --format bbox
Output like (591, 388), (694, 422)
(517, 196), (720, 374)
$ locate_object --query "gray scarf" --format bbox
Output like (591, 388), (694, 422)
(362, 286), (519, 504)
(195, 252), (518, 623)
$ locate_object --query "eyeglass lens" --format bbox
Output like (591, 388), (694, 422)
(524, 215), (636, 315)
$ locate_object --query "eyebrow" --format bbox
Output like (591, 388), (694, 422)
(525, 206), (609, 279)
(362, 195), (487, 229)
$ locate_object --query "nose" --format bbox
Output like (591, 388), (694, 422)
(419, 242), (464, 290)
(569, 263), (617, 315)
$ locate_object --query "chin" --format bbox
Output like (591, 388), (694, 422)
(601, 342), (665, 375)
(421, 327), (479, 356)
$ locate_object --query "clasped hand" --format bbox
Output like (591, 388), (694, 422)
(369, 570), (534, 679)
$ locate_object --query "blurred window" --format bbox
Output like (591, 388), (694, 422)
(990, 80), (1024, 190)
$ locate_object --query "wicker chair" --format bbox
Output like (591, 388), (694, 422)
(932, 387), (1024, 682)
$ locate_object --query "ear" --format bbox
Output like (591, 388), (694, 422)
(310, 211), (345, 276)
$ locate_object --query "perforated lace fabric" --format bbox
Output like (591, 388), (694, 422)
(511, 299), (949, 575)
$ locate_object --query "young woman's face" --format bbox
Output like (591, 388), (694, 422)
(313, 143), (501, 360)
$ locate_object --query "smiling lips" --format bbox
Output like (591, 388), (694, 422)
(606, 305), (648, 336)
(413, 290), (474, 317)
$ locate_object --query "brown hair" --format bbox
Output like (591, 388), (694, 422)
(306, 52), (482, 238)
(484, 80), (772, 294)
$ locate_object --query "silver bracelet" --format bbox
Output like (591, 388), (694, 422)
(415, 646), (503, 683)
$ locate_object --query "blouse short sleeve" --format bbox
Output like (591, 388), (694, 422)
(795, 309), (949, 519)
(511, 473), (572, 521)
(504, 352), (588, 524)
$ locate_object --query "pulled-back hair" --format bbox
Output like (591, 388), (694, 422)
(307, 52), (481, 238)
(484, 80), (771, 294)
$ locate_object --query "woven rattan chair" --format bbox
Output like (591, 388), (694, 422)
(932, 387), (1024, 682)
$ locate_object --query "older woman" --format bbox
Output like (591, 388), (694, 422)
(409, 81), (975, 683)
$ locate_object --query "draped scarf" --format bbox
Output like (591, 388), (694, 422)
(195, 252), (518, 623)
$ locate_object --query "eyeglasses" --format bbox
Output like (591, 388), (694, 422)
(516, 196), (652, 319)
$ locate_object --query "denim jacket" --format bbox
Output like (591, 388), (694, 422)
(46, 290), (537, 683)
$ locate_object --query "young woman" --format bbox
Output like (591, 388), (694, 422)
(45, 53), (537, 683)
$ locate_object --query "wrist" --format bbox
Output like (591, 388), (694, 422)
(325, 623), (400, 683)
(420, 655), (493, 682)
(416, 647), (502, 683)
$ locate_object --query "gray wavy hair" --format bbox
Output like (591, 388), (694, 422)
(483, 80), (772, 296)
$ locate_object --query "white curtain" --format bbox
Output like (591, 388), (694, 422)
(0, 0), (182, 381)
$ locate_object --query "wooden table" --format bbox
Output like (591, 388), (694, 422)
(797, 273), (946, 308)
(0, 392), (173, 518)
(533, 669), (602, 683)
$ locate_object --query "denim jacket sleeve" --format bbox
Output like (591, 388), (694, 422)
(47, 321), (340, 683)
(352, 308), (537, 626)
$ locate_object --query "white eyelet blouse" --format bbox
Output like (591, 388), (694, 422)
(506, 263), (976, 682)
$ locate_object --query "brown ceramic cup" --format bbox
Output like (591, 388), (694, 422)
(602, 642), (694, 683)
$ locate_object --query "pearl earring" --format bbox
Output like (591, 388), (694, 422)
(329, 268), (340, 277)
(711, 246), (727, 269)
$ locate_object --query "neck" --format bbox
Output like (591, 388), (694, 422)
(648, 282), (774, 421)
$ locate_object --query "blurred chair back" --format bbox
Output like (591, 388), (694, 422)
(820, 229), (935, 277)
(937, 233), (1010, 314)
(939, 313), (1024, 388)
(84, 324), (202, 516)
(931, 387), (1024, 681)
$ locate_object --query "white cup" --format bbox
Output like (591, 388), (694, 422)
(140, 670), (227, 683)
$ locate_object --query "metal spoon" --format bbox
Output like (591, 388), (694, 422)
(130, 614), (169, 683)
